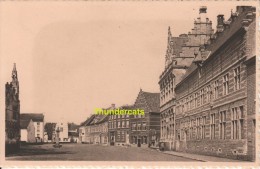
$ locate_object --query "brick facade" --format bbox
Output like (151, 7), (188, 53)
(159, 7), (213, 149)
(174, 6), (256, 161)
(130, 89), (160, 147)
(108, 105), (132, 146)
(159, 6), (256, 161)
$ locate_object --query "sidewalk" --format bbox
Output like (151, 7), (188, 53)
(162, 150), (244, 162)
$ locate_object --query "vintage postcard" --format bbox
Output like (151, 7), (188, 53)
(0, 0), (259, 167)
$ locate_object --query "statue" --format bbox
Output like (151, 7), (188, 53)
(53, 127), (62, 148)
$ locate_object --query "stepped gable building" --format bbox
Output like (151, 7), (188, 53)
(130, 89), (160, 147)
(5, 63), (21, 154)
(174, 6), (256, 161)
(159, 7), (214, 147)
(108, 104), (133, 146)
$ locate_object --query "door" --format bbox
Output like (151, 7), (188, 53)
(137, 139), (141, 147)
(110, 132), (115, 146)
(176, 132), (180, 151)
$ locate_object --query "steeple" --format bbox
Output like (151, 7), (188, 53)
(12, 63), (17, 79)
(11, 63), (19, 95)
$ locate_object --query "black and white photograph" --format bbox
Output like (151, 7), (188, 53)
(1, 0), (258, 166)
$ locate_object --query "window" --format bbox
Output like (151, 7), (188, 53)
(185, 98), (189, 111)
(203, 89), (207, 104)
(231, 106), (244, 139)
(202, 116), (206, 139)
(234, 67), (241, 90)
(189, 120), (193, 140)
(126, 121), (129, 128)
(223, 74), (229, 95)
(113, 121), (116, 128)
(206, 85), (212, 102)
(190, 95), (193, 109)
(196, 117), (200, 139)
(210, 113), (216, 139)
(122, 121), (125, 128)
(132, 123), (136, 130)
(137, 123), (141, 130)
(195, 93), (198, 107)
(199, 68), (202, 78)
(214, 80), (219, 99)
(117, 121), (121, 128)
(200, 89), (204, 106)
(142, 122), (146, 130)
(219, 111), (226, 139)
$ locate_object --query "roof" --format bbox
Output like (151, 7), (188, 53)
(120, 104), (135, 109)
(175, 6), (255, 88)
(68, 123), (80, 131)
(20, 113), (44, 122)
(80, 114), (96, 126)
(134, 90), (160, 113)
(89, 114), (108, 125)
(20, 119), (32, 129)
(142, 91), (160, 112)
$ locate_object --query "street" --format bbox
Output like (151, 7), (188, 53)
(6, 143), (196, 161)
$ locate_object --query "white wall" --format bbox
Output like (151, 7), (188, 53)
(34, 121), (44, 141)
(21, 129), (27, 142)
(55, 122), (69, 142)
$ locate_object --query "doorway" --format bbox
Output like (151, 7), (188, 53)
(137, 138), (141, 147)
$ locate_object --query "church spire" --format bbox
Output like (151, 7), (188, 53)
(11, 63), (19, 95)
(12, 63), (17, 79)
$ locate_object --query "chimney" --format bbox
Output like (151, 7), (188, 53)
(217, 15), (224, 26)
(111, 104), (115, 109)
(199, 6), (207, 14)
(216, 14), (225, 33)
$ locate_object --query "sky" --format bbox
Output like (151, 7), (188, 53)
(0, 1), (257, 124)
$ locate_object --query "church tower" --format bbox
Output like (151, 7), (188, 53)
(11, 63), (19, 96)
(5, 63), (20, 154)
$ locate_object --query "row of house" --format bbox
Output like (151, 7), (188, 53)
(20, 116), (80, 144)
(79, 89), (160, 147)
(43, 122), (79, 143)
(159, 6), (256, 161)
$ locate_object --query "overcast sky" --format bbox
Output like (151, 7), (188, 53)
(0, 1), (256, 124)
